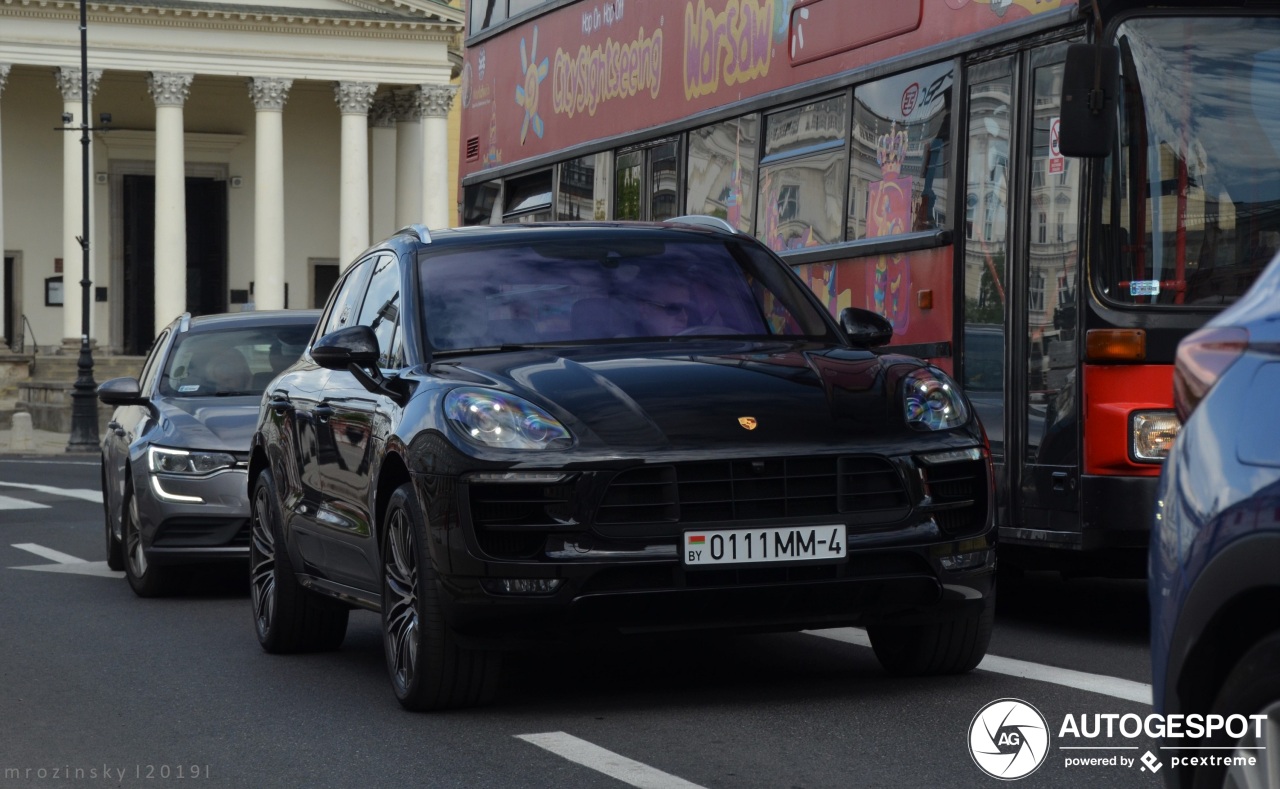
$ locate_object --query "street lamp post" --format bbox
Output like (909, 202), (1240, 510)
(65, 0), (98, 453)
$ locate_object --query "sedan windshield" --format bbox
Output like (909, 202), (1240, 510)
(418, 231), (836, 350)
(159, 325), (311, 397)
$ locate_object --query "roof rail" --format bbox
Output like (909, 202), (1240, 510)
(665, 214), (737, 234)
(397, 224), (433, 244)
(177, 312), (192, 333)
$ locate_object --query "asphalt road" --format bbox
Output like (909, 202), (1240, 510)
(0, 456), (1164, 788)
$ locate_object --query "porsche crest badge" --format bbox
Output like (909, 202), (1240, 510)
(738, 416), (758, 431)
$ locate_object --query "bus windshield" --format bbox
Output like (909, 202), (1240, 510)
(1101, 16), (1280, 308)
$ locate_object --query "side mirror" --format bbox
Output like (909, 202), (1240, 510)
(311, 325), (380, 371)
(97, 376), (145, 406)
(1059, 43), (1120, 158)
(839, 307), (894, 348)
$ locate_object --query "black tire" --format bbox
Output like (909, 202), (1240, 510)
(123, 485), (172, 597)
(250, 467), (348, 654)
(382, 483), (500, 711)
(102, 463), (124, 572)
(868, 588), (995, 676)
(1191, 631), (1280, 789)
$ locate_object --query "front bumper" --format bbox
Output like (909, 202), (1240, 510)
(135, 467), (251, 565)
(412, 448), (996, 642)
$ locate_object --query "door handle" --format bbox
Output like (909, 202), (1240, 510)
(1051, 471), (1070, 492)
(314, 405), (334, 423)
(268, 397), (294, 415)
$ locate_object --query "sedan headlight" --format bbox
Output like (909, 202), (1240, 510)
(444, 389), (574, 450)
(148, 446), (237, 475)
(903, 368), (970, 431)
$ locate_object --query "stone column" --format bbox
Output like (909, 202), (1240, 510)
(0, 65), (9, 347)
(393, 89), (424, 229)
(420, 84), (457, 230)
(249, 77), (291, 311)
(56, 67), (102, 348)
(368, 95), (398, 246)
(334, 81), (377, 269)
(148, 72), (193, 337)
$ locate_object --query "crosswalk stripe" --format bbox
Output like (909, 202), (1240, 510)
(0, 481), (102, 504)
(0, 494), (50, 511)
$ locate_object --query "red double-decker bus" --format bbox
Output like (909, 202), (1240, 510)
(458, 0), (1280, 573)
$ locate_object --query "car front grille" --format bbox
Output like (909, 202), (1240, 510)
(595, 456), (909, 534)
(467, 480), (575, 559)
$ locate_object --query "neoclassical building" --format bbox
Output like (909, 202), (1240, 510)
(0, 0), (462, 355)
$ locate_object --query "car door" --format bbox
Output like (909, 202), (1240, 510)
(315, 252), (402, 590)
(282, 258), (374, 574)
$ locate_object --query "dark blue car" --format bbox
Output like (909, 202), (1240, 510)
(1151, 253), (1280, 788)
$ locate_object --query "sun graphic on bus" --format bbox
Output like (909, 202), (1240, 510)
(515, 26), (549, 145)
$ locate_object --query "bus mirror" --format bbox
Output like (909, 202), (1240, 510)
(1059, 43), (1119, 158)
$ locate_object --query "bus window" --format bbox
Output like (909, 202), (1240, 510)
(557, 154), (607, 221)
(502, 170), (552, 223)
(849, 62), (955, 241)
(1103, 17), (1280, 307)
(650, 140), (680, 222)
(614, 140), (681, 221)
(756, 94), (848, 252)
(615, 150), (642, 220)
(687, 115), (759, 235)
(462, 181), (500, 226)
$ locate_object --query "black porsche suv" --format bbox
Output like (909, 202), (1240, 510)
(248, 217), (995, 710)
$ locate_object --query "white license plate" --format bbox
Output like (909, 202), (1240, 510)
(682, 525), (846, 567)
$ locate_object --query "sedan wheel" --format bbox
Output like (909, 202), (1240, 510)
(250, 467), (348, 653)
(102, 465), (124, 572)
(123, 487), (172, 597)
(381, 482), (500, 711)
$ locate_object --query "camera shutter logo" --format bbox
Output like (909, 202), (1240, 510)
(969, 698), (1051, 780)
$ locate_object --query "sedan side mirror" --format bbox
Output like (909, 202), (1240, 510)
(97, 376), (146, 406)
(839, 307), (894, 348)
(311, 325), (380, 371)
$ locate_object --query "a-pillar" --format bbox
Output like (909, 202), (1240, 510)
(393, 89), (423, 229)
(0, 64), (9, 347)
(56, 67), (101, 349)
(368, 95), (397, 246)
(249, 77), (291, 311)
(334, 81), (377, 269)
(420, 84), (457, 231)
(148, 72), (193, 338)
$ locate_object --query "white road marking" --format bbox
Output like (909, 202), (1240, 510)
(13, 543), (85, 564)
(9, 543), (123, 578)
(516, 732), (708, 789)
(0, 460), (99, 466)
(0, 481), (102, 504)
(0, 494), (50, 510)
(805, 627), (1153, 705)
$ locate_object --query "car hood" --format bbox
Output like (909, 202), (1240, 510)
(152, 397), (259, 453)
(431, 341), (941, 451)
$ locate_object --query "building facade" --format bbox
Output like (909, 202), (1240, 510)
(0, 0), (463, 355)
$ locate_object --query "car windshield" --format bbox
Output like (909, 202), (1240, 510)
(158, 324), (312, 397)
(418, 232), (836, 350)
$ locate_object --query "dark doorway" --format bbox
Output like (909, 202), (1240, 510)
(122, 175), (228, 355)
(3, 255), (13, 349)
(313, 263), (339, 308)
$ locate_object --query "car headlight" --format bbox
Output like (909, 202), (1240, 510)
(444, 389), (574, 450)
(903, 368), (970, 431)
(148, 446), (237, 475)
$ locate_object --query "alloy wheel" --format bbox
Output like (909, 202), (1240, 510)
(250, 485), (277, 640)
(383, 507), (419, 695)
(125, 495), (147, 578)
(1225, 700), (1280, 789)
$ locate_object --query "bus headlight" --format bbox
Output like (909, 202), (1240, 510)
(1131, 410), (1180, 463)
(903, 368), (970, 431)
